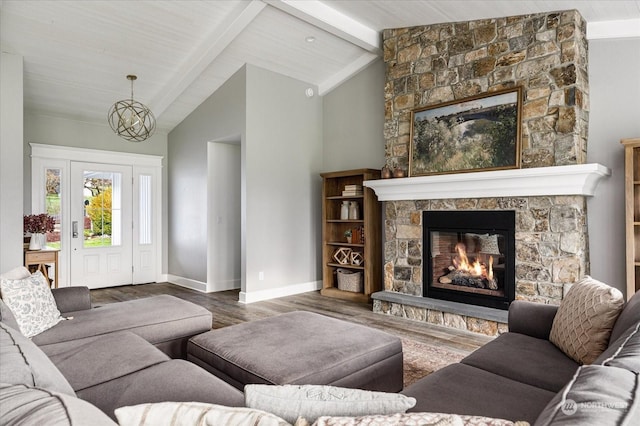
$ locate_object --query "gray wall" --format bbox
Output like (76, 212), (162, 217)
(322, 59), (386, 172)
(0, 52), (24, 273)
(168, 67), (246, 284)
(587, 37), (640, 294)
(243, 65), (323, 296)
(168, 64), (323, 298)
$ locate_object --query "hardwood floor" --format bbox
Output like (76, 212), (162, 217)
(90, 282), (492, 356)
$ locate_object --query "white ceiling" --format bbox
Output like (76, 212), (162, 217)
(1, 0), (639, 133)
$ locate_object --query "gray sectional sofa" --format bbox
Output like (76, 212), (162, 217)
(402, 290), (640, 424)
(1, 287), (244, 423)
(2, 282), (639, 425)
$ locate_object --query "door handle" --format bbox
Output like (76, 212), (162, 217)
(72, 221), (78, 238)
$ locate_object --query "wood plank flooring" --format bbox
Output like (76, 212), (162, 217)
(90, 283), (492, 357)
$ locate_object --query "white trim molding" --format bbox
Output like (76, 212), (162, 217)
(30, 143), (163, 288)
(364, 164), (611, 202)
(588, 18), (640, 40)
(167, 274), (208, 293)
(30, 143), (163, 167)
(239, 280), (322, 304)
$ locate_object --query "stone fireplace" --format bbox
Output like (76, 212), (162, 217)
(424, 210), (515, 310)
(364, 10), (612, 335)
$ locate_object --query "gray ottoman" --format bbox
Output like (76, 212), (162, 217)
(187, 311), (403, 392)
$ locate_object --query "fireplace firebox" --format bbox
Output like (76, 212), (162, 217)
(423, 211), (515, 310)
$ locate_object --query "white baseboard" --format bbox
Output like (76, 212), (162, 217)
(239, 280), (322, 304)
(166, 275), (240, 293)
(208, 279), (241, 292)
(167, 274), (207, 292)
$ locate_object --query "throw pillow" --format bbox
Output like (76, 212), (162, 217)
(533, 365), (639, 426)
(0, 271), (62, 338)
(0, 266), (31, 280)
(311, 413), (523, 426)
(594, 322), (640, 373)
(115, 402), (292, 426)
(245, 384), (416, 424)
(549, 276), (624, 364)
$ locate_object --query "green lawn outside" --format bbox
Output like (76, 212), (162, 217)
(84, 236), (112, 247)
(45, 236), (112, 249)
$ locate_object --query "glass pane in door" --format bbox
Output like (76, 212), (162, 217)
(139, 174), (152, 245)
(45, 168), (62, 249)
(83, 171), (122, 248)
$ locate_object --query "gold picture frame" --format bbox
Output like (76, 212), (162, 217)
(409, 87), (522, 177)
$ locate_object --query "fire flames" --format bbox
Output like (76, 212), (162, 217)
(453, 243), (493, 280)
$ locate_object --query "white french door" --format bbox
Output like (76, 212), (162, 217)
(31, 144), (162, 288)
(70, 162), (133, 288)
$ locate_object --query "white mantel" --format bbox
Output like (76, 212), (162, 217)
(364, 163), (611, 201)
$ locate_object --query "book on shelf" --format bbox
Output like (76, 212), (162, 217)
(342, 190), (363, 196)
(344, 184), (362, 191)
(352, 226), (365, 244)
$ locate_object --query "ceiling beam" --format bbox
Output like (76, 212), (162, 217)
(262, 0), (381, 55)
(151, 0), (267, 118)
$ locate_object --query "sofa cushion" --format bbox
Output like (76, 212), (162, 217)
(610, 289), (640, 343)
(0, 298), (20, 331)
(461, 332), (579, 393)
(594, 322), (640, 373)
(401, 363), (556, 424)
(245, 384), (416, 424)
(51, 286), (92, 314)
(115, 402), (290, 426)
(0, 268), (31, 332)
(533, 365), (639, 426)
(507, 300), (558, 340)
(76, 359), (245, 419)
(0, 322), (75, 396)
(0, 266), (31, 280)
(31, 295), (211, 356)
(0, 271), (62, 337)
(0, 383), (117, 426)
(549, 276), (624, 364)
(41, 331), (169, 392)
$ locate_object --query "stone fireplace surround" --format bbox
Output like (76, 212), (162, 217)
(369, 10), (613, 336)
(365, 164), (609, 335)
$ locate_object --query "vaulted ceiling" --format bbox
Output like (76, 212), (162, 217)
(1, 0), (639, 132)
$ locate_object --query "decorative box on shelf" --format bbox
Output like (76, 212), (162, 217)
(336, 269), (363, 293)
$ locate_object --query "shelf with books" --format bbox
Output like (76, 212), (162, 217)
(320, 169), (381, 303)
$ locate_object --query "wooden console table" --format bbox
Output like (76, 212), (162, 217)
(24, 249), (59, 288)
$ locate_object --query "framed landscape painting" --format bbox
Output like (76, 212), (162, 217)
(409, 87), (522, 177)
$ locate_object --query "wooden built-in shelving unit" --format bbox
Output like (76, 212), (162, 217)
(320, 169), (381, 303)
(622, 137), (640, 300)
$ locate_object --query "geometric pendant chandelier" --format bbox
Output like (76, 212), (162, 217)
(108, 75), (156, 142)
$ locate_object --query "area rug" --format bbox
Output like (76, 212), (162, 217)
(402, 338), (467, 388)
